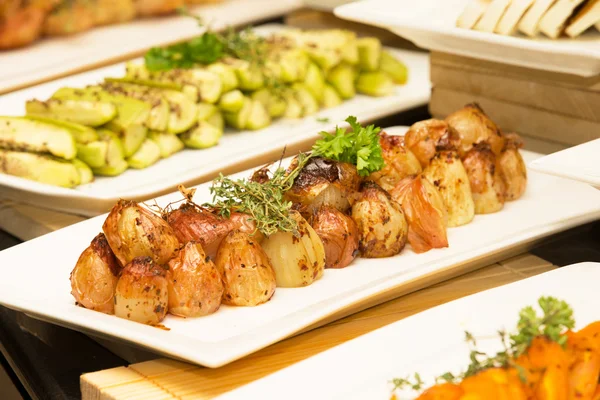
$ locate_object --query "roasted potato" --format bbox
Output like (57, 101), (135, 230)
(404, 119), (461, 168)
(422, 151), (475, 228)
(310, 206), (359, 269)
(367, 132), (422, 191)
(167, 241), (223, 317)
(215, 230), (276, 306)
(415, 383), (464, 400)
(498, 133), (527, 201)
(93, 0), (136, 26)
(70, 233), (121, 314)
(134, 0), (184, 16)
(0, 4), (46, 49)
(114, 256), (169, 325)
(445, 103), (505, 158)
(43, 0), (95, 36)
(351, 181), (408, 258)
(461, 143), (505, 214)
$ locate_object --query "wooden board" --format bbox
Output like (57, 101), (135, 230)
(80, 254), (557, 400)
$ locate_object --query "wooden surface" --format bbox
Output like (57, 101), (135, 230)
(80, 253), (557, 400)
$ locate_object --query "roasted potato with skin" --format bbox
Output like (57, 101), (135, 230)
(134, 0), (184, 16)
(43, 0), (95, 36)
(367, 132), (422, 191)
(285, 156), (360, 216)
(351, 181), (408, 258)
(102, 200), (180, 267)
(462, 143), (505, 215)
(261, 211), (326, 288)
(167, 241), (223, 317)
(422, 151), (475, 228)
(415, 383), (463, 400)
(114, 256), (169, 325)
(404, 119), (461, 168)
(445, 103), (505, 158)
(166, 203), (262, 261)
(310, 206), (359, 269)
(93, 0), (136, 26)
(498, 133), (527, 201)
(390, 175), (448, 254)
(0, 4), (46, 49)
(70, 233), (121, 314)
(215, 230), (276, 306)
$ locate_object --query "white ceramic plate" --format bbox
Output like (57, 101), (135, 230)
(214, 262), (600, 400)
(529, 138), (600, 188)
(334, 0), (600, 77)
(0, 129), (599, 368)
(0, 24), (431, 217)
(0, 0), (303, 94)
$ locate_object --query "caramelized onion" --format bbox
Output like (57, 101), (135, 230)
(368, 132), (422, 191)
(462, 143), (505, 214)
(499, 133), (527, 201)
(167, 242), (223, 317)
(445, 103), (505, 157)
(102, 200), (180, 267)
(114, 256), (169, 325)
(215, 230), (276, 306)
(404, 119), (461, 168)
(351, 181), (408, 258)
(390, 175), (448, 254)
(310, 206), (359, 269)
(166, 203), (262, 260)
(70, 233), (121, 314)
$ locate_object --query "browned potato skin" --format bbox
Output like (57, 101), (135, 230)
(499, 133), (527, 201)
(114, 256), (169, 325)
(215, 230), (276, 306)
(102, 200), (180, 267)
(70, 233), (121, 314)
(167, 242), (223, 317)
(93, 0), (136, 26)
(445, 103), (505, 158)
(42, 1), (96, 36)
(134, 0), (184, 16)
(310, 206), (359, 269)
(285, 157), (360, 217)
(368, 132), (422, 191)
(351, 182), (408, 258)
(404, 119), (462, 169)
(0, 5), (46, 49)
(422, 151), (475, 228)
(462, 143), (505, 215)
(166, 203), (262, 261)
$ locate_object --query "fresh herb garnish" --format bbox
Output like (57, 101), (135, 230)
(313, 116), (384, 177)
(316, 117), (330, 123)
(145, 32), (225, 71)
(391, 296), (575, 392)
(391, 373), (424, 391)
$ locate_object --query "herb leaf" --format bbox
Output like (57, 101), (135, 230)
(145, 32), (224, 71)
(312, 116), (384, 177)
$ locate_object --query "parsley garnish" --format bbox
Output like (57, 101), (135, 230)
(316, 117), (330, 123)
(145, 32), (225, 71)
(313, 116), (384, 177)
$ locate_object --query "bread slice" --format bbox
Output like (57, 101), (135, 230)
(474, 0), (512, 32)
(539, 0), (587, 38)
(518, 0), (558, 36)
(496, 0), (535, 34)
(565, 0), (600, 37)
(457, 0), (493, 29)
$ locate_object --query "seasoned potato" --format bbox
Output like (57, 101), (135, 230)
(445, 103), (505, 158)
(415, 383), (463, 400)
(43, 1), (95, 36)
(404, 119), (461, 168)
(498, 133), (527, 201)
(93, 0), (136, 26)
(462, 143), (505, 214)
(310, 206), (359, 269)
(368, 132), (422, 191)
(422, 151), (475, 227)
(351, 181), (408, 258)
(0, 5), (46, 49)
(215, 230), (276, 306)
(134, 0), (184, 16)
(167, 242), (223, 317)
(114, 256), (169, 325)
(70, 233), (121, 314)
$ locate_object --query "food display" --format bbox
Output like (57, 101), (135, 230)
(69, 104), (528, 327)
(390, 296), (600, 400)
(0, 25), (409, 189)
(457, 0), (600, 38)
(0, 0), (223, 50)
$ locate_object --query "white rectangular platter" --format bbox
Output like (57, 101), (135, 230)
(0, 23), (431, 217)
(334, 0), (600, 77)
(529, 138), (600, 188)
(0, 129), (599, 369)
(214, 262), (600, 400)
(0, 0), (303, 94)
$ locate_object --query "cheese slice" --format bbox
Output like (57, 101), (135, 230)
(457, 0), (493, 29)
(565, 0), (600, 37)
(539, 0), (587, 38)
(496, 0), (536, 34)
(474, 0), (513, 32)
(518, 0), (558, 36)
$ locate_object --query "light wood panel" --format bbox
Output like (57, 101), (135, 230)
(80, 254), (556, 400)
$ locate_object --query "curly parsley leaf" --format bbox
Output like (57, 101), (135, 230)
(145, 32), (225, 71)
(312, 116), (384, 177)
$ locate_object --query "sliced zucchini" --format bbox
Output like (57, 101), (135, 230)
(25, 115), (98, 144)
(304, 63), (325, 103)
(0, 117), (76, 160)
(92, 159), (129, 177)
(25, 98), (116, 127)
(0, 149), (80, 188)
(223, 98), (252, 130)
(283, 95), (303, 119)
(181, 122), (223, 149)
(127, 139), (161, 169)
(73, 159), (94, 185)
(234, 62), (264, 91)
(357, 37), (382, 72)
(322, 84), (343, 108)
(326, 63), (356, 99)
(379, 51), (408, 84)
(207, 63), (239, 92)
(246, 100), (271, 131)
(162, 89), (198, 134)
(251, 89), (286, 118)
(356, 71), (395, 97)
(218, 90), (245, 113)
(148, 131), (185, 158)
(292, 84), (319, 116)
(197, 103), (219, 122)
(206, 111), (224, 132)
